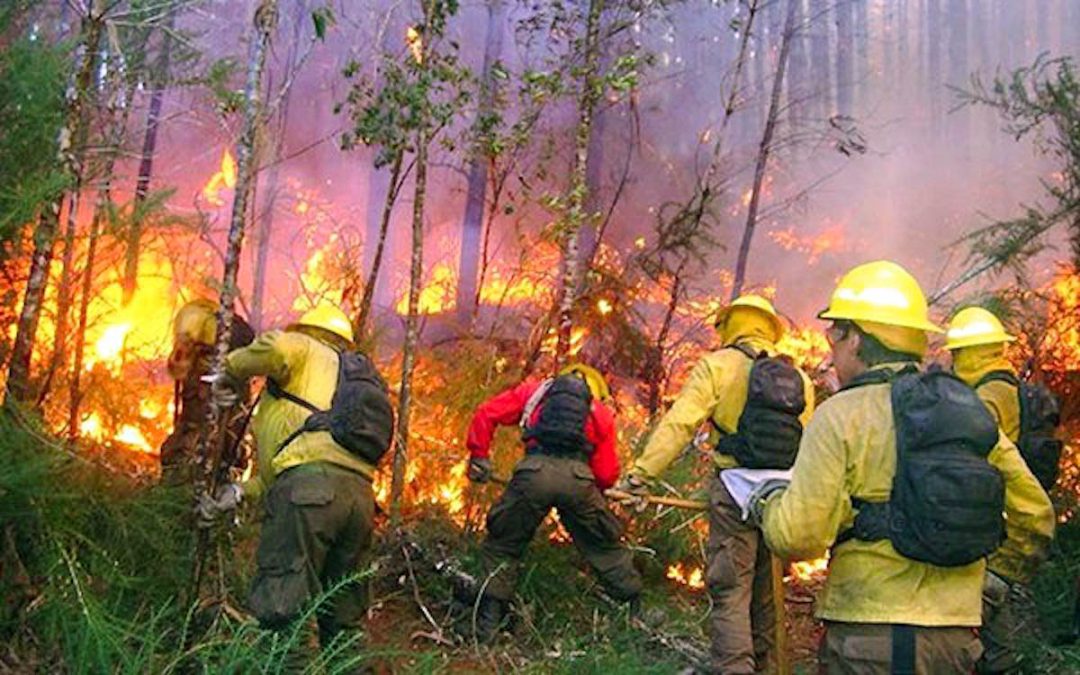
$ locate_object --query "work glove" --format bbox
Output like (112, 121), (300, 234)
(202, 370), (241, 410)
(611, 473), (651, 510)
(746, 478), (789, 527)
(467, 457), (492, 484)
(194, 482), (243, 529)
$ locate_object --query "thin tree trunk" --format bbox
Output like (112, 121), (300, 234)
(927, 0), (941, 132)
(810, 0), (831, 118)
(554, 0), (605, 364)
(648, 264), (684, 419)
(252, 0), (306, 331)
(786, 0), (807, 132)
(835, 0), (854, 117)
(356, 150), (404, 337)
(5, 5), (103, 406)
(192, 0), (277, 599)
(37, 190), (83, 405)
(455, 0), (505, 325)
(123, 8), (176, 305)
(730, 0), (797, 300)
(947, 0), (968, 153)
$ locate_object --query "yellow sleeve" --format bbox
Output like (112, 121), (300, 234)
(761, 405), (849, 559)
(977, 382), (1021, 443)
(987, 433), (1055, 584)
(633, 357), (720, 478)
(798, 369), (816, 426)
(224, 330), (292, 383)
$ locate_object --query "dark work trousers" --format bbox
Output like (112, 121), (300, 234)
(820, 622), (983, 674)
(480, 454), (642, 603)
(248, 462), (374, 666)
(707, 473), (775, 674)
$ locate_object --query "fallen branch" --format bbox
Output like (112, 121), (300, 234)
(604, 489), (706, 511)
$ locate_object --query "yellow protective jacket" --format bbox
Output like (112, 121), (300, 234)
(760, 363), (1055, 626)
(632, 335), (815, 478)
(225, 329), (375, 499)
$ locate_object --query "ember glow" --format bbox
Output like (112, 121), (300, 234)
(201, 148), (237, 206)
(666, 562), (705, 590)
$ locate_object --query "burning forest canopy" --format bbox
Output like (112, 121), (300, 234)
(1, 0), (1080, 670)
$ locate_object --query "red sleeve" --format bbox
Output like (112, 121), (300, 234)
(586, 401), (620, 489)
(466, 380), (540, 459)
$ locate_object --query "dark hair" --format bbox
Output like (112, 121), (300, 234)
(853, 325), (920, 366)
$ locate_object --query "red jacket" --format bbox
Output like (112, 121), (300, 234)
(466, 378), (620, 489)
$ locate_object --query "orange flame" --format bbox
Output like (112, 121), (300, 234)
(201, 149), (237, 206)
(666, 563), (705, 590)
(406, 26), (423, 64)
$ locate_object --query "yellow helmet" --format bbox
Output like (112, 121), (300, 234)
(559, 363), (610, 401)
(295, 303), (354, 344)
(945, 307), (1016, 350)
(714, 294), (785, 341)
(818, 260), (943, 333)
(173, 299), (218, 346)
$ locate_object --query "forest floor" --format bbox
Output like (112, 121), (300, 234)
(1, 413), (1077, 674)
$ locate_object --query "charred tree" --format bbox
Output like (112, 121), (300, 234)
(554, 0), (605, 364)
(455, 0), (506, 326)
(730, 0), (797, 300)
(123, 8), (176, 306)
(5, 3), (103, 406)
(192, 0), (277, 598)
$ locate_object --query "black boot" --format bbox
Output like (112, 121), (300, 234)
(472, 595), (508, 643)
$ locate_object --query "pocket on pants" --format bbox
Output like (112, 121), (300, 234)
(249, 551), (312, 629)
(706, 546), (737, 592)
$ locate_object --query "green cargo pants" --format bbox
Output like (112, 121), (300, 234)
(248, 462), (374, 654)
(707, 473), (775, 674)
(820, 622), (983, 674)
(978, 573), (1039, 673)
(481, 454), (642, 603)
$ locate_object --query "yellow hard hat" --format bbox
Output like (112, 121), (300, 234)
(945, 307), (1016, 350)
(714, 294), (785, 341)
(559, 363), (610, 401)
(173, 299), (218, 346)
(295, 303), (354, 344)
(818, 260), (943, 333)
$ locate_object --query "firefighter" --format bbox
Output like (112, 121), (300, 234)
(159, 299), (253, 485)
(749, 261), (1055, 673)
(615, 294), (815, 674)
(465, 363), (643, 641)
(946, 306), (1061, 673)
(197, 303), (392, 666)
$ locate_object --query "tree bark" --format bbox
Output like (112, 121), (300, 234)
(251, 0), (307, 331)
(123, 8), (176, 306)
(356, 150), (404, 337)
(455, 0), (505, 326)
(192, 0), (277, 599)
(926, 0), (941, 131)
(730, 0), (797, 300)
(947, 0), (968, 152)
(554, 0), (605, 364)
(809, 0), (831, 119)
(786, 0), (807, 131)
(5, 4), (103, 406)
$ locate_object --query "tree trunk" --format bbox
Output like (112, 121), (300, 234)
(730, 0), (798, 300)
(947, 0), (968, 152)
(192, 0), (277, 598)
(356, 150), (404, 337)
(809, 0), (831, 119)
(455, 0), (505, 326)
(926, 0), (941, 131)
(123, 8), (176, 306)
(577, 95), (607, 272)
(835, 0), (854, 117)
(786, 0), (807, 131)
(251, 0), (307, 331)
(554, 0), (605, 364)
(647, 265), (684, 419)
(854, 0), (868, 110)
(5, 5), (103, 406)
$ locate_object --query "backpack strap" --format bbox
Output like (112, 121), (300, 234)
(974, 370), (1020, 389)
(265, 377), (328, 456)
(838, 364), (918, 392)
(728, 342), (762, 361)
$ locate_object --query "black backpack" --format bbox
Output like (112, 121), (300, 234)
(521, 374), (594, 456)
(268, 350), (395, 467)
(715, 344), (807, 469)
(838, 367), (1005, 567)
(977, 371), (1063, 491)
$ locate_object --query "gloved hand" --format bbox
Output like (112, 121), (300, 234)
(746, 478), (789, 526)
(467, 457), (492, 484)
(202, 370), (241, 410)
(194, 482), (243, 529)
(611, 473), (651, 510)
